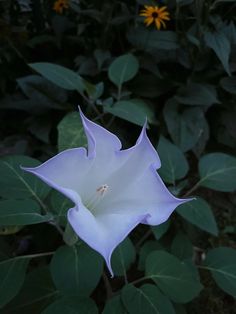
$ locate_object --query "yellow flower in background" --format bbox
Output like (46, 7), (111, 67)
(139, 5), (170, 30)
(53, 0), (69, 14)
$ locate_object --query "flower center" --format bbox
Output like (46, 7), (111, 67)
(85, 184), (109, 214)
(152, 12), (158, 18)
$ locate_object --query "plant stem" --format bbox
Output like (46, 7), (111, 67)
(15, 251), (55, 260)
(183, 180), (202, 197)
(49, 220), (64, 236)
(129, 276), (150, 286)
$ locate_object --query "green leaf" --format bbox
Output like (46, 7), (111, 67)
(111, 238), (136, 276)
(0, 200), (52, 225)
(122, 284), (176, 314)
(157, 136), (189, 184)
(0, 257), (29, 308)
(177, 198), (218, 236)
(102, 295), (128, 314)
(174, 304), (187, 314)
(17, 75), (67, 110)
(0, 155), (50, 200)
(50, 243), (103, 296)
(50, 191), (73, 226)
(175, 83), (219, 106)
(199, 153), (236, 192)
(4, 267), (58, 314)
(171, 233), (193, 260)
(42, 297), (98, 314)
(29, 62), (85, 94)
(164, 100), (209, 152)
(138, 241), (162, 271)
(145, 251), (203, 303)
(213, 0), (236, 6)
(152, 220), (170, 240)
(130, 74), (172, 98)
(108, 53), (139, 87)
(220, 76), (236, 95)
(127, 27), (179, 51)
(204, 31), (231, 75)
(104, 99), (155, 127)
(204, 247), (236, 297)
(57, 111), (87, 152)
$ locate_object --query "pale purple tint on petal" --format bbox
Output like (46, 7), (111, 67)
(22, 109), (192, 276)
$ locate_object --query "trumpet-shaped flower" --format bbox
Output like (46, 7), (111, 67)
(23, 110), (191, 276)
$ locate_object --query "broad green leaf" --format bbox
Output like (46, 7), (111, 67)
(138, 241), (162, 271)
(104, 99), (155, 127)
(213, 0), (236, 5)
(204, 247), (236, 297)
(199, 153), (236, 192)
(17, 75), (67, 110)
(0, 257), (29, 308)
(50, 191), (73, 226)
(50, 243), (103, 296)
(57, 111), (87, 152)
(43, 303), (77, 314)
(177, 198), (218, 235)
(102, 295), (128, 314)
(0, 200), (52, 225)
(220, 76), (236, 95)
(4, 267), (58, 314)
(204, 31), (231, 75)
(130, 74), (172, 98)
(174, 304), (187, 314)
(111, 238), (136, 276)
(145, 251), (203, 303)
(29, 62), (85, 94)
(157, 136), (189, 184)
(152, 220), (170, 240)
(0, 155), (50, 200)
(176, 0), (193, 5)
(42, 297), (98, 314)
(171, 233), (193, 260)
(164, 100), (209, 152)
(175, 83), (219, 106)
(94, 49), (111, 71)
(122, 284), (176, 314)
(108, 53), (139, 87)
(127, 27), (179, 51)
(28, 115), (52, 143)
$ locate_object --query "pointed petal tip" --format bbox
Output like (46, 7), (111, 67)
(104, 251), (114, 278)
(20, 165), (37, 174)
(135, 122), (161, 169)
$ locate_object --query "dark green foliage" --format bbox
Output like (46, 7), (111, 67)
(0, 0), (236, 312)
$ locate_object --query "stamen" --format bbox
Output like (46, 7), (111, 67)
(96, 184), (109, 196)
(85, 184), (109, 213)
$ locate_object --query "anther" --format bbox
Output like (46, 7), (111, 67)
(96, 184), (109, 196)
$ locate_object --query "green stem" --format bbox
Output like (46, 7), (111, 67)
(14, 251), (55, 260)
(49, 220), (64, 236)
(183, 179), (203, 197)
(130, 276), (150, 286)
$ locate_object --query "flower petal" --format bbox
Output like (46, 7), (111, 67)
(22, 148), (93, 199)
(155, 18), (161, 30)
(97, 164), (191, 225)
(68, 203), (147, 276)
(79, 108), (121, 159)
